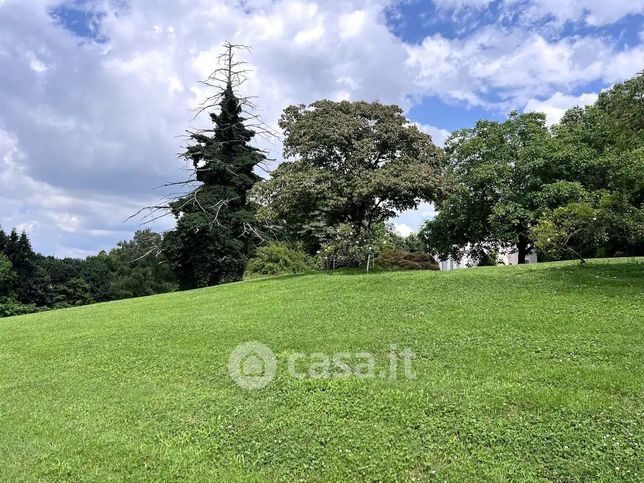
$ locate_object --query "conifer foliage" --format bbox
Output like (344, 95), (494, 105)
(162, 43), (267, 288)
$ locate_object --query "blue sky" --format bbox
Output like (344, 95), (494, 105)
(0, 0), (642, 254)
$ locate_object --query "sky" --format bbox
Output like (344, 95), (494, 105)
(0, 0), (642, 256)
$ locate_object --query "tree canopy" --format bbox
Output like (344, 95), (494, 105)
(422, 72), (643, 264)
(253, 100), (445, 253)
(421, 111), (551, 263)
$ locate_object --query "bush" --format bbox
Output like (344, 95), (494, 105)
(0, 298), (37, 318)
(376, 250), (439, 271)
(319, 224), (371, 268)
(246, 244), (317, 276)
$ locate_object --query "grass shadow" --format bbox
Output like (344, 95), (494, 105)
(532, 257), (643, 291)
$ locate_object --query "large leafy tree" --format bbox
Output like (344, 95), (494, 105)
(421, 111), (552, 264)
(253, 100), (444, 253)
(163, 44), (265, 289)
(532, 73), (643, 259)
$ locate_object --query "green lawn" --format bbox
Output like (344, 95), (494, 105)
(1, 259), (642, 481)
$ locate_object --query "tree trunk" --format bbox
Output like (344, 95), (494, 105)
(517, 233), (529, 264)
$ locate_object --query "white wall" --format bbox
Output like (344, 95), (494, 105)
(439, 247), (537, 271)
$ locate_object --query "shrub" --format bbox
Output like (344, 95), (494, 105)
(319, 224), (371, 268)
(246, 244), (317, 276)
(0, 298), (37, 318)
(376, 250), (439, 271)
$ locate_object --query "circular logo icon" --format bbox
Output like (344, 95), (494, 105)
(228, 341), (277, 390)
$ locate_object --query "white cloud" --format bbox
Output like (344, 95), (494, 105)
(49, 212), (82, 233)
(406, 27), (642, 109)
(434, 0), (644, 26)
(294, 25), (325, 45)
(603, 45), (644, 84)
(510, 0), (644, 27)
(393, 202), (436, 239)
(415, 123), (451, 147)
(29, 56), (48, 72)
(15, 221), (39, 234)
(433, 0), (494, 9)
(0, 126), (168, 257)
(524, 91), (598, 125)
(339, 10), (367, 38)
(394, 223), (414, 237)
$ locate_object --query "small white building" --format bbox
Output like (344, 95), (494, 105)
(439, 246), (537, 271)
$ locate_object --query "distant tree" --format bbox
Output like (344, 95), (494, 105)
(18, 264), (53, 307)
(52, 277), (93, 308)
(3, 230), (36, 277)
(383, 230), (426, 253)
(253, 100), (444, 254)
(110, 230), (177, 299)
(32, 256), (95, 307)
(0, 227), (7, 252)
(3, 230), (20, 264)
(38, 256), (82, 285)
(160, 43), (267, 289)
(80, 252), (114, 302)
(0, 253), (16, 298)
(1, 230), (50, 305)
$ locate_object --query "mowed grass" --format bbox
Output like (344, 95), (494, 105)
(1, 259), (642, 481)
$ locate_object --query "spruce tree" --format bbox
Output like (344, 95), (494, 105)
(18, 232), (34, 261)
(163, 44), (265, 289)
(2, 229), (49, 305)
(0, 227), (7, 253)
(3, 229), (21, 265)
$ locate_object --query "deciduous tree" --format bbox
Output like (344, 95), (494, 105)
(421, 111), (551, 263)
(253, 100), (444, 253)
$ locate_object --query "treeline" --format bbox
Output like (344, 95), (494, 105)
(0, 229), (177, 317)
(158, 65), (641, 287)
(0, 223), (424, 317)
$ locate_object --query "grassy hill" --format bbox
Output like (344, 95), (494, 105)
(1, 259), (642, 481)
